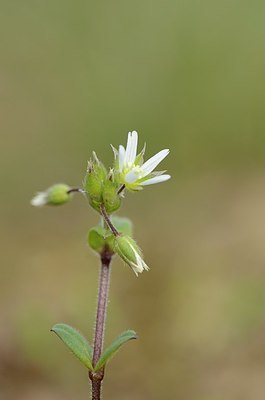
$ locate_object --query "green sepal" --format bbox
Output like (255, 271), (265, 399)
(102, 179), (121, 214)
(51, 323), (93, 371)
(114, 235), (140, 265)
(94, 330), (137, 372)
(84, 172), (103, 211)
(104, 217), (133, 253)
(134, 143), (146, 166)
(84, 153), (108, 212)
(47, 184), (72, 205)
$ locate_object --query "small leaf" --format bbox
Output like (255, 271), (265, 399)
(51, 323), (93, 371)
(94, 330), (137, 371)
(88, 226), (106, 253)
(110, 216), (133, 236)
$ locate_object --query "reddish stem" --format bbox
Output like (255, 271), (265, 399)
(89, 247), (112, 400)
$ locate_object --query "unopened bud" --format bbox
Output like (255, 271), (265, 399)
(84, 154), (122, 214)
(84, 153), (107, 211)
(114, 235), (149, 276)
(102, 179), (121, 214)
(31, 184), (72, 207)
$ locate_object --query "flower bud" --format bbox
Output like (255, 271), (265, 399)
(114, 235), (149, 276)
(31, 184), (72, 207)
(84, 153), (107, 211)
(84, 154), (122, 214)
(102, 179), (121, 214)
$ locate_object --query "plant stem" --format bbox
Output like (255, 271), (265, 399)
(100, 204), (120, 237)
(67, 188), (84, 194)
(89, 247), (112, 400)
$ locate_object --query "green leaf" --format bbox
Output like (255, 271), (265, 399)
(94, 330), (137, 371)
(88, 226), (106, 253)
(51, 323), (93, 371)
(110, 216), (133, 236)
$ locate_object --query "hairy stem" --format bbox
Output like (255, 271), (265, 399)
(89, 247), (112, 400)
(91, 379), (102, 400)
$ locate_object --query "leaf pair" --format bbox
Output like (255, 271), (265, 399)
(51, 323), (137, 372)
(88, 216), (133, 254)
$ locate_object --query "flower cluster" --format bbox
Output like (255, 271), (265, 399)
(31, 131), (170, 275)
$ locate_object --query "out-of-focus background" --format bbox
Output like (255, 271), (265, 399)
(1, 1), (265, 399)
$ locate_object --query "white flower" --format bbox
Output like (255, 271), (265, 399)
(112, 131), (170, 190)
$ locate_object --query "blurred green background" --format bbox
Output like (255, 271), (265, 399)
(1, 1), (265, 399)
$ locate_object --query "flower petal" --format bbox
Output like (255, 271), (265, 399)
(31, 192), (48, 206)
(124, 132), (132, 164)
(125, 169), (139, 183)
(128, 131), (138, 164)
(130, 245), (149, 276)
(124, 131), (138, 165)
(118, 145), (126, 171)
(140, 174), (171, 186)
(141, 149), (169, 176)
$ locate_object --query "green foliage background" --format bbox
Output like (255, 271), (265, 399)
(1, 1), (265, 399)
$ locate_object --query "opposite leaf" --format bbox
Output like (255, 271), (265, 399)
(110, 216), (133, 237)
(51, 323), (93, 371)
(88, 226), (106, 253)
(94, 330), (137, 372)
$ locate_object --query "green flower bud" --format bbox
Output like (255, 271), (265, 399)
(102, 179), (121, 214)
(84, 152), (107, 212)
(31, 184), (72, 207)
(114, 235), (149, 276)
(84, 154), (122, 214)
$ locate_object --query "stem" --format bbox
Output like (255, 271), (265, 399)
(89, 247), (112, 400)
(91, 379), (102, 400)
(117, 184), (125, 195)
(100, 204), (120, 237)
(67, 188), (84, 194)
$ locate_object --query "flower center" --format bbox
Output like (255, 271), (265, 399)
(123, 165), (145, 184)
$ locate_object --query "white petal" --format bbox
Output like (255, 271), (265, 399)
(140, 174), (171, 186)
(130, 246), (149, 276)
(31, 192), (48, 206)
(125, 170), (139, 183)
(135, 252), (149, 272)
(141, 149), (170, 176)
(124, 132), (132, 165)
(128, 131), (138, 164)
(124, 131), (138, 165)
(125, 166), (141, 183)
(118, 145), (126, 171)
